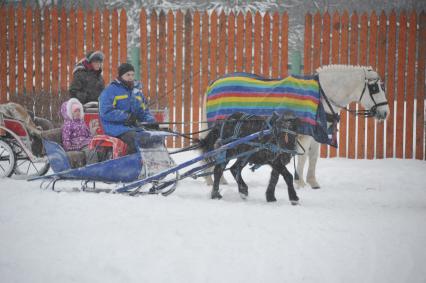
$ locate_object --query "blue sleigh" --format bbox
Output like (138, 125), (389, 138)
(29, 125), (287, 196)
(29, 130), (179, 196)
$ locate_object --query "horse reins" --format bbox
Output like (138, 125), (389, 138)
(167, 115), (303, 156)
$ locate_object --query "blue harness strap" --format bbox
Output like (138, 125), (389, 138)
(218, 113), (256, 145)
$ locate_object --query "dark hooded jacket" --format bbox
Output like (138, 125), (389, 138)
(69, 59), (105, 104)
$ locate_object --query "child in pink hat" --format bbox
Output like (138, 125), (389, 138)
(61, 98), (97, 164)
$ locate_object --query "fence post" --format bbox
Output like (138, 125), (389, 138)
(290, 50), (301, 74)
(130, 47), (140, 81)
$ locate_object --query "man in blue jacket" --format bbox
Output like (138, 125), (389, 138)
(99, 63), (156, 154)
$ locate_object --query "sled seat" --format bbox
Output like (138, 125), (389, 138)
(41, 128), (87, 170)
(41, 128), (128, 172)
(88, 135), (127, 159)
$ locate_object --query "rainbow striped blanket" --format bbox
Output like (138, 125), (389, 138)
(206, 73), (336, 146)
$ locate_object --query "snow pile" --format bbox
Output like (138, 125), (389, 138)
(0, 155), (425, 282)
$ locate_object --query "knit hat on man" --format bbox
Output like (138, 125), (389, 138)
(118, 63), (135, 78)
(86, 50), (104, 63)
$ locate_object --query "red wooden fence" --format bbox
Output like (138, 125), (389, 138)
(0, 5), (127, 124)
(138, 10), (290, 147)
(0, 5), (424, 159)
(304, 11), (426, 160)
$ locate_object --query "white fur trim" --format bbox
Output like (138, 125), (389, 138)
(66, 98), (84, 120)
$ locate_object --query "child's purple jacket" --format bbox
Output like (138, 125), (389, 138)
(61, 98), (92, 151)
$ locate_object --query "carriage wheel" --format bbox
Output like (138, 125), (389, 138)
(0, 140), (16, 178)
(14, 157), (50, 178)
(11, 142), (50, 178)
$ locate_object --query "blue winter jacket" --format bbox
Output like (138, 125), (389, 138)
(99, 79), (155, 137)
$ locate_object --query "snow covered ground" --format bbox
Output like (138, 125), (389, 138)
(1, 154), (425, 283)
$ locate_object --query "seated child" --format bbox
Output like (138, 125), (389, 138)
(61, 98), (97, 164)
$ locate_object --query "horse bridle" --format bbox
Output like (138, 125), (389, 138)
(356, 77), (388, 117)
(269, 114), (300, 155)
(317, 72), (388, 123)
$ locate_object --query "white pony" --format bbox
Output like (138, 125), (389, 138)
(294, 65), (389, 189)
(201, 65), (389, 188)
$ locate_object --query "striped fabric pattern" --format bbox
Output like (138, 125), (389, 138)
(206, 73), (320, 125)
(206, 72), (336, 147)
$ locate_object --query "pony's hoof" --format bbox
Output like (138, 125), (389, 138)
(239, 192), (248, 200)
(239, 187), (248, 199)
(294, 180), (306, 189)
(308, 179), (320, 189)
(266, 193), (277, 202)
(290, 200), (300, 205)
(211, 191), (222, 199)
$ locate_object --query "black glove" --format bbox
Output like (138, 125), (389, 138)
(124, 113), (138, 126)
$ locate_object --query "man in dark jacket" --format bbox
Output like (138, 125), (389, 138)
(69, 50), (105, 104)
(99, 63), (156, 154)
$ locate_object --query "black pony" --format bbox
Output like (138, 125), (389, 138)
(200, 111), (300, 205)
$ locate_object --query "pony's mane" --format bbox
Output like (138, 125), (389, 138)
(316, 64), (373, 73)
